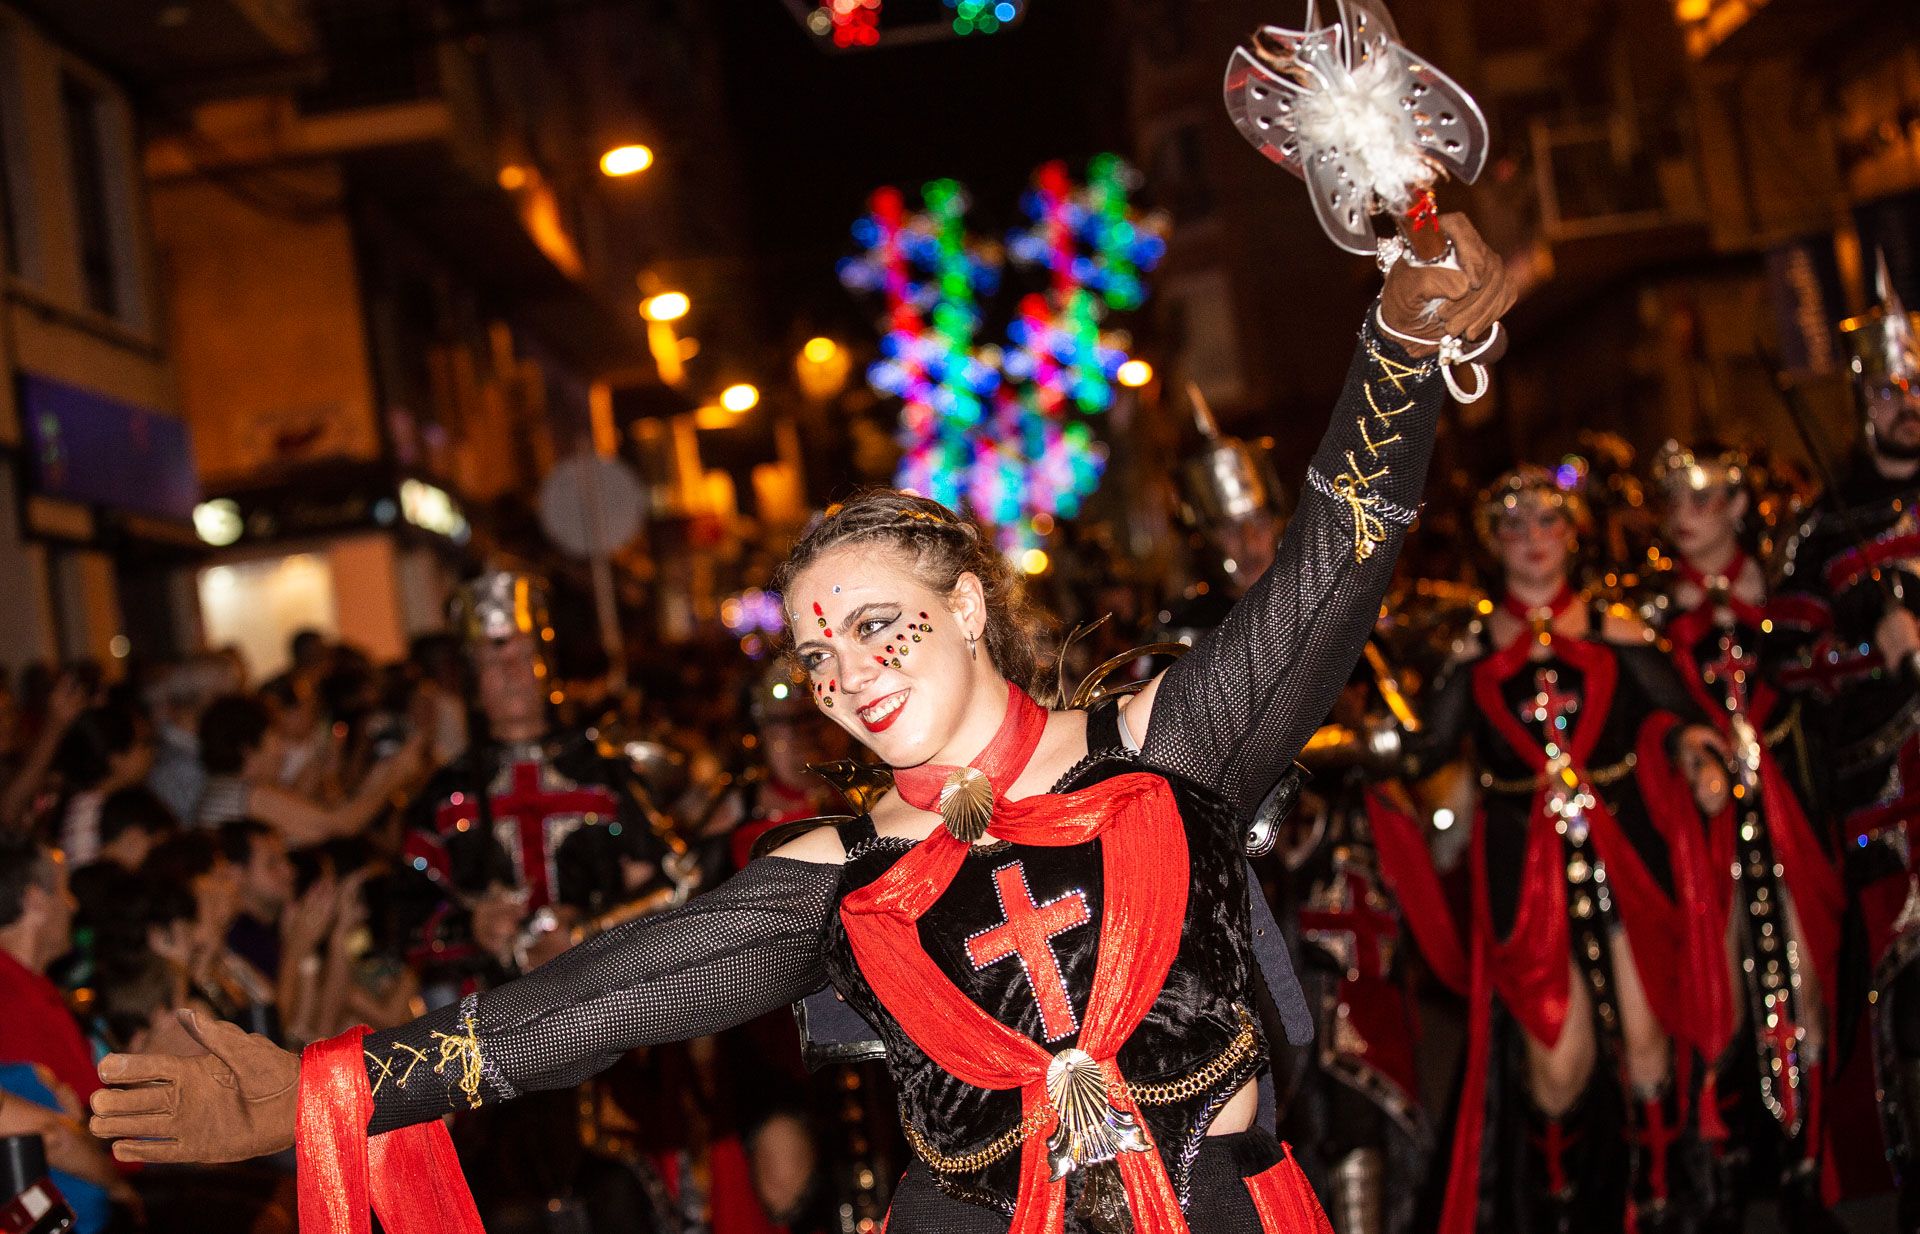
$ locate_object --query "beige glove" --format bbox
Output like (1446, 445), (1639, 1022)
(89, 1009), (301, 1163)
(1378, 214), (1513, 357)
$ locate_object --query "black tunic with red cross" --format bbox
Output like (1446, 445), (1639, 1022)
(361, 317), (1448, 1229)
(395, 730), (664, 974)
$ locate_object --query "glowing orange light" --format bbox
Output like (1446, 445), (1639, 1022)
(600, 144), (654, 177)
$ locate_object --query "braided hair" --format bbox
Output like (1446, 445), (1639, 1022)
(770, 491), (1053, 696)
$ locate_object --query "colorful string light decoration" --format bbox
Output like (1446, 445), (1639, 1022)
(792, 0), (1024, 49)
(840, 158), (1162, 553)
(946, 0), (1024, 37)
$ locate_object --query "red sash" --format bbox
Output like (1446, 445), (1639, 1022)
(839, 686), (1194, 1234)
(296, 1027), (486, 1234)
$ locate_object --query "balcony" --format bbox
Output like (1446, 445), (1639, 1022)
(12, 0), (310, 90)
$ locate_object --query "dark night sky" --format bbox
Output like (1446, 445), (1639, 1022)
(709, 0), (1134, 341)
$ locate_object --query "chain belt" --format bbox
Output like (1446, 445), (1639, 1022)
(1480, 752), (1637, 796)
(901, 1004), (1260, 1176)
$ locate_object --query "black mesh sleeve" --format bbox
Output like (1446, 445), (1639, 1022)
(1142, 313), (1445, 820)
(362, 855), (841, 1134)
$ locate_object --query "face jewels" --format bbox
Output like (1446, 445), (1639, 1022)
(812, 601), (832, 638)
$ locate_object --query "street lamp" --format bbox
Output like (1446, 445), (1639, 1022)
(600, 144), (655, 177)
(802, 336), (839, 364)
(720, 383), (760, 413)
(641, 291), (690, 322)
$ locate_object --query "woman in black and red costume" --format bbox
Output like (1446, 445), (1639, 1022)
(1645, 440), (1845, 1231)
(1387, 467), (1733, 1234)
(85, 215), (1509, 1234)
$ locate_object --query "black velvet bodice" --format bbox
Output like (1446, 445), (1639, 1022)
(822, 753), (1264, 1217)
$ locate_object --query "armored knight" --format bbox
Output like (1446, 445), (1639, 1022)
(1778, 266), (1920, 1223)
(1644, 442), (1844, 1229)
(400, 571), (674, 992)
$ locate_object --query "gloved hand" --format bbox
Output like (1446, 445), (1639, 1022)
(1378, 214), (1513, 357)
(89, 1009), (301, 1163)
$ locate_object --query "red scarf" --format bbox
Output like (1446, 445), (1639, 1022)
(839, 686), (1194, 1234)
(296, 1027), (486, 1234)
(1676, 549), (1748, 599)
(1499, 582), (1576, 631)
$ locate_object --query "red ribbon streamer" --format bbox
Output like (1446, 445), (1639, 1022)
(297, 1027), (486, 1234)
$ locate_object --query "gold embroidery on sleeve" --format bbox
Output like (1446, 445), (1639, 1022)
(1367, 345), (1427, 397)
(431, 1016), (488, 1110)
(365, 1050), (394, 1096)
(1322, 342), (1435, 562)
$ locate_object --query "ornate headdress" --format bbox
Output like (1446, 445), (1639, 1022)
(1473, 465), (1589, 550)
(1650, 439), (1747, 495)
(1839, 252), (1920, 391)
(450, 570), (555, 653)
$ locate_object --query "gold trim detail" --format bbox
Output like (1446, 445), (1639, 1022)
(901, 1006), (1260, 1175)
(1480, 751), (1638, 795)
(430, 1015), (488, 1110)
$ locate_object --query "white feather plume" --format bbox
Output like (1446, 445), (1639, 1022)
(1292, 51), (1431, 209)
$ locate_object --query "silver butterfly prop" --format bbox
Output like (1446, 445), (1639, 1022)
(1225, 0), (1490, 256)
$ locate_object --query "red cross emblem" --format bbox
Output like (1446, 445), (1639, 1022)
(966, 862), (1091, 1042)
(435, 759), (621, 911)
(1523, 667), (1580, 736)
(1298, 869), (1399, 982)
(1701, 630), (1756, 713)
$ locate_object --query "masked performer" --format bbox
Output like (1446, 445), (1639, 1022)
(1645, 441), (1845, 1228)
(1382, 467), (1731, 1234)
(1778, 271), (1920, 1223)
(396, 571), (680, 991)
(89, 216), (1509, 1234)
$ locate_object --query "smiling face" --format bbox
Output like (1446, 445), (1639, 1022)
(1493, 496), (1574, 592)
(1661, 483), (1745, 567)
(786, 543), (998, 769)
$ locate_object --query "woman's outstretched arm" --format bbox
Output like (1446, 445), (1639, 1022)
(90, 855), (842, 1158)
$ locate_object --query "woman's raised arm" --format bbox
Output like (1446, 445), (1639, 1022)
(1124, 215), (1511, 821)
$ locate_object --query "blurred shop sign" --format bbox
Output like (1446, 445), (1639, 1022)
(20, 374), (199, 522)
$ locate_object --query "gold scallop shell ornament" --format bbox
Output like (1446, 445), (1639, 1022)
(939, 766), (995, 843)
(1044, 1048), (1149, 1181)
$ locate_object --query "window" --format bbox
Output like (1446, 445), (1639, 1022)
(0, 22), (35, 281)
(61, 72), (117, 318)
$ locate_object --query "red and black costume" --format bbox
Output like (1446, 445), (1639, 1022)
(395, 732), (667, 993)
(1650, 552), (1844, 1217)
(1276, 748), (1464, 1234)
(1401, 590), (1719, 1233)
(306, 316), (1446, 1233)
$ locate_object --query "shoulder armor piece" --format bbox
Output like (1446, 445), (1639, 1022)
(1059, 617), (1192, 711)
(806, 759), (894, 814)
